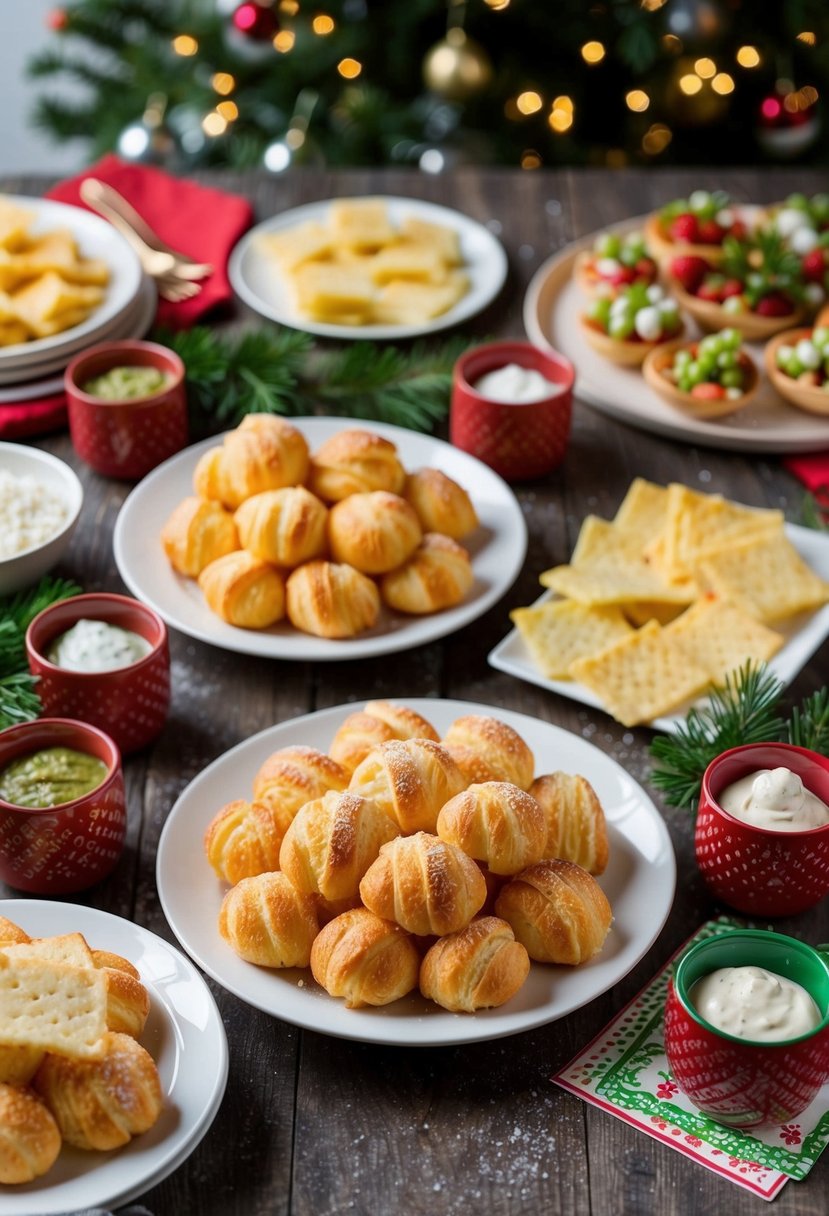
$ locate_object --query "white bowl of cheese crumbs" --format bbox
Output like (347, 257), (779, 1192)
(0, 442), (82, 593)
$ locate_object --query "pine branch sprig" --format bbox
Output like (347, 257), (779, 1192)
(787, 687), (829, 752)
(0, 576), (82, 728)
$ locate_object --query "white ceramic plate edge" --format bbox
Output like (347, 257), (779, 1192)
(488, 522), (829, 734)
(156, 698), (676, 1047)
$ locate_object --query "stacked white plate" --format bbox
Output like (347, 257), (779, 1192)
(0, 196), (155, 403)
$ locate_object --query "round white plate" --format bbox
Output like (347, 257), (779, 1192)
(229, 195), (508, 340)
(0, 196), (143, 370)
(113, 418), (527, 661)
(523, 214), (829, 454)
(157, 698), (676, 1047)
(0, 275), (157, 396)
(0, 899), (228, 1216)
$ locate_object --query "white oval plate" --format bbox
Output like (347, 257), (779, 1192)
(0, 196), (143, 369)
(523, 213), (829, 454)
(157, 699), (676, 1047)
(0, 899), (228, 1216)
(229, 195), (508, 340)
(113, 418), (527, 661)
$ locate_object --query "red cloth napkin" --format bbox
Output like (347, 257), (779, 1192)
(0, 154), (254, 440)
(783, 452), (829, 494)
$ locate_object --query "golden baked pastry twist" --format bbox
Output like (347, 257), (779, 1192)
(253, 745), (349, 818)
(204, 799), (293, 886)
(0, 1083), (61, 1183)
(329, 700), (439, 773)
(380, 532), (473, 615)
(348, 738), (466, 834)
(437, 781), (547, 876)
(419, 916), (530, 1012)
(359, 832), (487, 936)
(495, 858), (612, 965)
(309, 429), (406, 502)
(530, 772), (609, 875)
(89, 949), (149, 1038)
(195, 414), (310, 509)
(310, 907), (420, 1008)
(199, 550), (286, 629)
(218, 871), (319, 968)
(160, 496), (240, 577)
(442, 714), (535, 791)
(285, 560), (380, 638)
(234, 486), (328, 568)
(403, 468), (479, 540)
(0, 1045), (44, 1086)
(279, 789), (399, 904)
(440, 743), (502, 787)
(34, 1031), (162, 1151)
(327, 491), (422, 575)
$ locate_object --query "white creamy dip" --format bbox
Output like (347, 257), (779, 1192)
(690, 965), (822, 1042)
(47, 618), (152, 673)
(0, 469), (68, 558)
(474, 362), (566, 404)
(718, 766), (829, 832)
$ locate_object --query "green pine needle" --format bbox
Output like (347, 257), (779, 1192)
(650, 663), (786, 812)
(0, 576), (82, 727)
(0, 577), (82, 634)
(787, 687), (829, 752)
(800, 488), (829, 532)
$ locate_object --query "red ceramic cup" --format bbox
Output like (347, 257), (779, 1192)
(695, 742), (829, 917)
(450, 341), (575, 481)
(26, 593), (170, 756)
(65, 339), (188, 480)
(664, 929), (829, 1128)
(0, 718), (126, 894)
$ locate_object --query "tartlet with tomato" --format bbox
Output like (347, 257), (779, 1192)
(580, 282), (684, 366)
(765, 324), (829, 416)
(644, 189), (752, 266)
(643, 328), (759, 419)
(574, 229), (658, 298)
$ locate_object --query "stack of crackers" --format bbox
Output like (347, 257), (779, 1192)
(260, 197), (469, 326)
(511, 479), (829, 727)
(0, 196), (109, 346)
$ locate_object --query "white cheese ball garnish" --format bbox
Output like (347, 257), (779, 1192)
(646, 284), (664, 303)
(775, 207), (812, 239)
(791, 226), (820, 254)
(634, 305), (663, 341)
(0, 470), (68, 559)
(796, 339), (821, 369)
(716, 208), (734, 228)
(805, 283), (825, 306)
(595, 257), (621, 276)
(688, 189), (712, 212)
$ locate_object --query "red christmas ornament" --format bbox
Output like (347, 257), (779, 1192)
(47, 8), (69, 30)
(756, 85), (820, 159)
(231, 1), (279, 41)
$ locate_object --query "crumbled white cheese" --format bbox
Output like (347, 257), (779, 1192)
(0, 469), (68, 558)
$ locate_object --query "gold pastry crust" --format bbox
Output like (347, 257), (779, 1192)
(495, 858), (612, 964)
(403, 468), (479, 540)
(441, 715), (535, 791)
(234, 485), (328, 567)
(380, 532), (473, 614)
(285, 560), (380, 638)
(198, 550), (286, 629)
(219, 871), (319, 969)
(204, 798), (294, 885)
(308, 429), (406, 502)
(419, 916), (530, 1012)
(0, 1083), (61, 1184)
(348, 737), (466, 834)
(529, 772), (609, 875)
(310, 907), (420, 1008)
(252, 745), (349, 817)
(436, 781), (547, 876)
(160, 495), (240, 577)
(359, 832), (487, 936)
(328, 491), (422, 574)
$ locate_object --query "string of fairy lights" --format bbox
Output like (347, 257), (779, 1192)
(162, 0), (822, 167)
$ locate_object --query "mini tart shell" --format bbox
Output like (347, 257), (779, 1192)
(642, 339), (759, 420)
(644, 213), (729, 268)
(765, 327), (829, 417)
(668, 280), (806, 340)
(573, 249), (657, 299)
(579, 314), (685, 367)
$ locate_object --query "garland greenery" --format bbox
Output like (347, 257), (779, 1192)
(650, 662), (829, 813)
(0, 577), (81, 728)
(153, 325), (471, 435)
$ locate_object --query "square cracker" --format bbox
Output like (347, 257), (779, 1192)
(260, 222), (332, 273)
(372, 272), (468, 324)
(291, 262), (374, 320)
(400, 217), (462, 265)
(4, 932), (94, 969)
(655, 484), (784, 583)
(698, 532), (829, 623)
(510, 599), (633, 680)
(329, 198), (396, 251)
(612, 478), (670, 551)
(570, 620), (712, 727)
(665, 595), (784, 679)
(0, 951), (107, 1059)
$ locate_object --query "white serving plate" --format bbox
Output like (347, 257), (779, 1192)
(489, 522), (829, 733)
(523, 214), (829, 454)
(157, 698), (676, 1048)
(0, 900), (228, 1216)
(0, 196), (143, 371)
(229, 195), (508, 340)
(113, 418), (527, 661)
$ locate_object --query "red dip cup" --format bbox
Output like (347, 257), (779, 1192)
(695, 742), (829, 917)
(450, 341), (575, 481)
(65, 338), (188, 480)
(0, 717), (126, 894)
(26, 593), (170, 756)
(664, 929), (829, 1128)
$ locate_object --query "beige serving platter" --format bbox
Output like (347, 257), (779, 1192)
(523, 214), (829, 454)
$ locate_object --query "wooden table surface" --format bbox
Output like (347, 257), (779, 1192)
(3, 167), (829, 1216)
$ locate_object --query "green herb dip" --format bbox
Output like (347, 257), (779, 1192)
(82, 365), (169, 400)
(0, 747), (108, 809)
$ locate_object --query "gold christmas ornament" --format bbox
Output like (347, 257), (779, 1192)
(423, 27), (493, 102)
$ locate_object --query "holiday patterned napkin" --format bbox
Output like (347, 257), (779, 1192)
(553, 917), (829, 1201)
